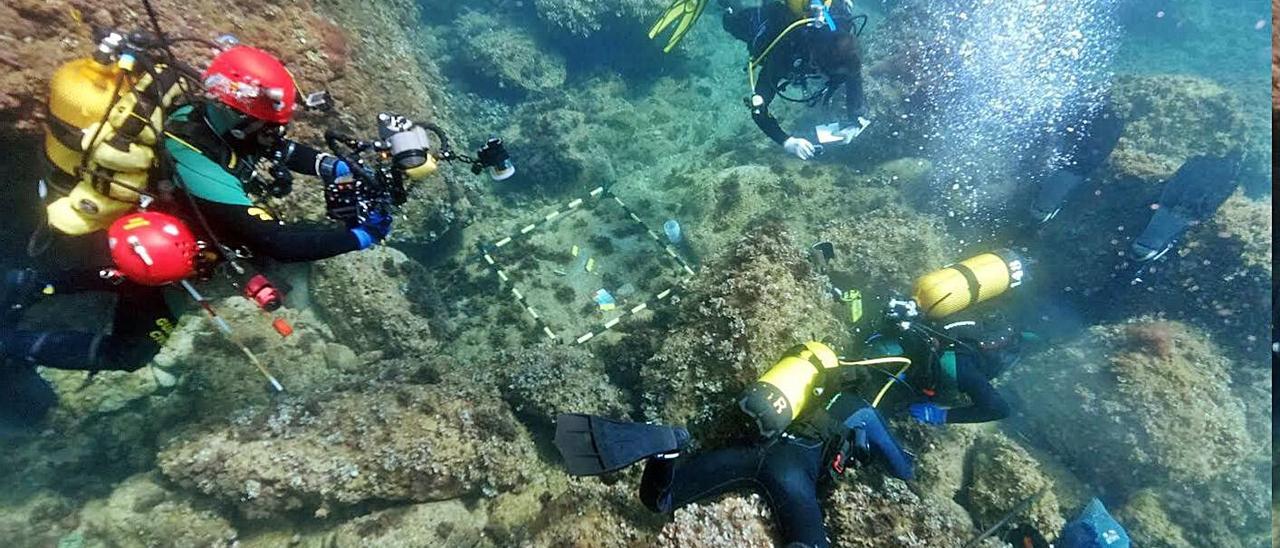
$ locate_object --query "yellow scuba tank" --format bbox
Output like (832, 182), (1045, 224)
(43, 50), (186, 236)
(912, 249), (1027, 319)
(738, 342), (840, 438)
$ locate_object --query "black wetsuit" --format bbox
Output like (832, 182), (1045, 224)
(724, 3), (867, 145)
(639, 392), (913, 548)
(164, 102), (363, 262)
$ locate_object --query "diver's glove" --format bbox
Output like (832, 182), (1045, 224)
(318, 155), (353, 185)
(783, 137), (818, 160)
(351, 210), (393, 250)
(908, 402), (948, 425)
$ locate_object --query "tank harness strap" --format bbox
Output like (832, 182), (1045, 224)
(946, 262), (982, 308)
(45, 114), (87, 155)
(791, 346), (830, 384)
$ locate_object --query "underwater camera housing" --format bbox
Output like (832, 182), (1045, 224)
(322, 112), (517, 222)
(377, 112), (439, 180)
(474, 138), (515, 181)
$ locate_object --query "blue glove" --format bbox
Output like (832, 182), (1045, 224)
(318, 156), (353, 185)
(908, 402), (947, 425)
(350, 210), (393, 250)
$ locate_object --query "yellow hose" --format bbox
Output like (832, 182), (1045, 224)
(872, 363), (911, 408)
(836, 357), (912, 408)
(747, 17), (817, 92)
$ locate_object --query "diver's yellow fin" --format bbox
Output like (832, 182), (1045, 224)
(648, 0), (687, 39)
(648, 0), (708, 53)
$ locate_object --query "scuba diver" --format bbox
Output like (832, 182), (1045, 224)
(0, 39), (390, 429)
(722, 0), (870, 160)
(163, 45), (393, 261)
(857, 249), (1033, 426)
(861, 296), (1019, 426)
(555, 343), (915, 548)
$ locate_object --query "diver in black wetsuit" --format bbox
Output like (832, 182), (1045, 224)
(555, 343), (914, 548)
(722, 0), (869, 160)
(862, 297), (1020, 426)
(1026, 95), (1242, 264)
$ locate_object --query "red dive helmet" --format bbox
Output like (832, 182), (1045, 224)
(202, 46), (298, 124)
(107, 212), (199, 286)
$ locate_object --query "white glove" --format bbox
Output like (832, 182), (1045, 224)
(783, 137), (817, 160)
(836, 117), (871, 144)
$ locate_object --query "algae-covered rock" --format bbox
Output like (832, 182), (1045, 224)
(531, 0), (665, 38)
(1109, 74), (1250, 181)
(825, 473), (985, 548)
(310, 246), (437, 357)
(1003, 319), (1251, 491)
(500, 346), (630, 428)
(1200, 190), (1272, 274)
(157, 381), (539, 519)
(78, 473), (238, 547)
(960, 433), (1065, 537)
(818, 204), (958, 299)
(902, 424), (980, 503)
(641, 228), (841, 439)
(296, 500), (491, 548)
(657, 494), (777, 547)
(0, 490), (80, 547)
(453, 11), (567, 95)
(524, 479), (660, 547)
(1114, 489), (1192, 548)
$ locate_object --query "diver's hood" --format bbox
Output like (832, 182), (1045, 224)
(1131, 207), (1191, 261)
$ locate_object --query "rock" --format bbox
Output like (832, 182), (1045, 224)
(323, 343), (360, 372)
(157, 382), (540, 519)
(825, 473), (984, 547)
(524, 479), (659, 547)
(500, 346), (630, 428)
(1114, 489), (1191, 548)
(296, 500), (490, 548)
(78, 474), (238, 547)
(902, 424), (980, 502)
(0, 490), (79, 547)
(1201, 190), (1272, 275)
(1109, 74), (1250, 181)
(531, 0), (665, 38)
(1005, 319), (1251, 491)
(1001, 318), (1268, 545)
(453, 11), (567, 95)
(310, 246), (437, 358)
(959, 433), (1065, 538)
(657, 494), (777, 547)
(641, 228), (842, 441)
(818, 204), (959, 300)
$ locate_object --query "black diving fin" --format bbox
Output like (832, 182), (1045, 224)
(554, 414), (689, 476)
(1131, 154), (1241, 261)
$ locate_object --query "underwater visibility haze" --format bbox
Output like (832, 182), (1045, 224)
(0, 0), (1272, 546)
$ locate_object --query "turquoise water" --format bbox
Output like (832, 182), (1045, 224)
(0, 0), (1272, 545)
